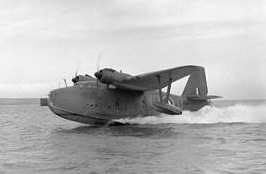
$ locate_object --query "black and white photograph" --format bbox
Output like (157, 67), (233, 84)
(1, 0), (266, 173)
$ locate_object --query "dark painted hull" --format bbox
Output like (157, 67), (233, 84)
(48, 103), (110, 125)
(47, 85), (170, 125)
(47, 83), (208, 125)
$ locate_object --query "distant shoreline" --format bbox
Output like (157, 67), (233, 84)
(0, 98), (265, 106)
(1, 98), (265, 101)
(0, 98), (40, 106)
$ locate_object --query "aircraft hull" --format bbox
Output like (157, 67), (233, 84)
(47, 85), (182, 125)
(47, 83), (208, 125)
(48, 103), (110, 125)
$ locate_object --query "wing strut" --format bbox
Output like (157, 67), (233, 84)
(157, 75), (163, 102)
(157, 75), (173, 103)
(154, 75), (182, 115)
(165, 78), (172, 103)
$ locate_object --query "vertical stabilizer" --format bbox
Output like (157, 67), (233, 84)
(181, 66), (221, 111)
(182, 66), (208, 97)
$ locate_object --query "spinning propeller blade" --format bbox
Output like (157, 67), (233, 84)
(75, 63), (79, 77)
(96, 52), (104, 85)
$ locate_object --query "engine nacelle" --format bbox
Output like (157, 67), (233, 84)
(94, 68), (131, 85)
(72, 74), (92, 84)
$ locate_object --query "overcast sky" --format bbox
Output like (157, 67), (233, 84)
(0, 0), (266, 99)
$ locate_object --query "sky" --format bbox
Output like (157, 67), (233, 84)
(0, 0), (266, 99)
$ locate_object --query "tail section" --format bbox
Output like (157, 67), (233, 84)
(182, 67), (221, 111)
(182, 66), (208, 97)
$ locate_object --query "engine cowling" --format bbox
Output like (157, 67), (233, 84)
(72, 75), (92, 84)
(94, 68), (131, 85)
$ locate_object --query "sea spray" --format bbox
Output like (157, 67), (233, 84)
(115, 104), (266, 124)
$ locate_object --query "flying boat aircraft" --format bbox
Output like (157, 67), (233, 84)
(41, 65), (221, 126)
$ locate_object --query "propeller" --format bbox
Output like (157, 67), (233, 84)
(75, 66), (78, 77)
(96, 52), (103, 72)
(72, 75), (79, 84)
(95, 52), (104, 85)
(94, 71), (102, 80)
(72, 62), (80, 84)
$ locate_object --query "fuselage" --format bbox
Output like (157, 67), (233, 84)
(47, 78), (208, 125)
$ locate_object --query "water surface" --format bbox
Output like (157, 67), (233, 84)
(1, 99), (266, 173)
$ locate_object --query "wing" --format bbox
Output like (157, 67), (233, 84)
(112, 65), (200, 91)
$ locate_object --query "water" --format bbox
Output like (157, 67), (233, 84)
(1, 99), (266, 174)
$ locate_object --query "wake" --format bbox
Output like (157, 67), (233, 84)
(117, 104), (266, 125)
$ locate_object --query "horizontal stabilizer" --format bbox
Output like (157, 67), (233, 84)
(153, 102), (182, 115)
(186, 95), (222, 101)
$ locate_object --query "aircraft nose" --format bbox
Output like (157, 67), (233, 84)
(48, 90), (55, 105)
(94, 72), (102, 79)
(48, 88), (66, 107)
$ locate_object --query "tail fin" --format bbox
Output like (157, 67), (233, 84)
(182, 66), (207, 97)
(182, 67), (220, 101)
